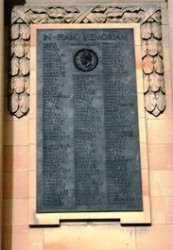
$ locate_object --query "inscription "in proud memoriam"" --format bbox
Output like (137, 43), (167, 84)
(36, 28), (143, 213)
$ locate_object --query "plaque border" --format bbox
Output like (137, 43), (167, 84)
(29, 23), (151, 226)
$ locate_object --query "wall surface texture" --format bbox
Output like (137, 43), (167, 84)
(2, 0), (173, 250)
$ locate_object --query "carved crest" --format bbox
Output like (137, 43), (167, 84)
(10, 5), (165, 118)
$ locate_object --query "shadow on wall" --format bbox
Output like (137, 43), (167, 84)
(6, 0), (26, 5)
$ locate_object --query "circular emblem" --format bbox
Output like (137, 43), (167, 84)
(74, 49), (98, 72)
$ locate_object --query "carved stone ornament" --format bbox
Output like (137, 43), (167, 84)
(10, 5), (166, 118)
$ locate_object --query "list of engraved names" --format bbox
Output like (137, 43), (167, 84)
(37, 28), (143, 212)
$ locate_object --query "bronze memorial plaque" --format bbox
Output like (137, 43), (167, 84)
(36, 28), (143, 212)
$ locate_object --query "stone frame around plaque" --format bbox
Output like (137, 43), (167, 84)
(29, 23), (151, 226)
(10, 5), (165, 119)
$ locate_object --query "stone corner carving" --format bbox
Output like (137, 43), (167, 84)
(10, 5), (166, 118)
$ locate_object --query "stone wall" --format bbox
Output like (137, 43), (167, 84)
(2, 0), (173, 250)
